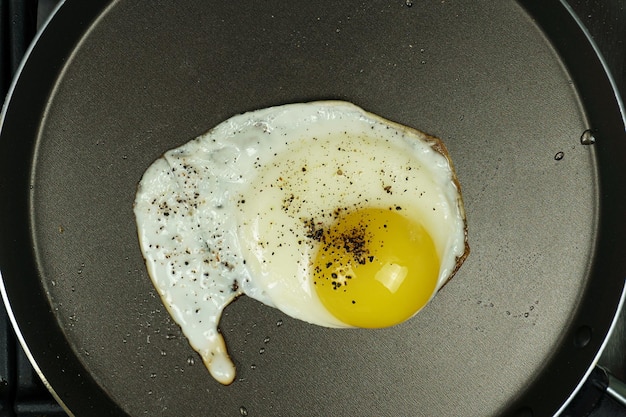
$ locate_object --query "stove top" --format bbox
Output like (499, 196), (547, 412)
(0, 1), (623, 416)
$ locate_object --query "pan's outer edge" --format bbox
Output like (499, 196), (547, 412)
(0, 0), (71, 415)
(509, 0), (626, 415)
(0, 0), (129, 415)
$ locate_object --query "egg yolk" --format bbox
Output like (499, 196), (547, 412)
(312, 208), (439, 328)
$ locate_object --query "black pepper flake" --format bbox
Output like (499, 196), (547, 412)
(383, 185), (392, 194)
(342, 229), (369, 265)
(303, 218), (324, 241)
(395, 206), (402, 210)
(282, 194), (296, 211)
(231, 280), (239, 292)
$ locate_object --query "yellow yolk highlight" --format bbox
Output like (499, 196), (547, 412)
(313, 208), (439, 328)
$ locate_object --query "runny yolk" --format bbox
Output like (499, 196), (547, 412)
(312, 208), (439, 328)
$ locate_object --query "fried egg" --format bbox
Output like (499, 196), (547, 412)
(133, 101), (468, 385)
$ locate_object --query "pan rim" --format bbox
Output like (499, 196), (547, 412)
(555, 288), (626, 415)
(545, 1), (626, 416)
(510, 0), (626, 415)
(0, 276), (75, 416)
(0, 0), (128, 415)
(0, 0), (71, 413)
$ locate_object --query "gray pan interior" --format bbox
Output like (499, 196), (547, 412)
(1, 0), (626, 416)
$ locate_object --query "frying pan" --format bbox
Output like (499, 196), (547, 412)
(1, 0), (625, 416)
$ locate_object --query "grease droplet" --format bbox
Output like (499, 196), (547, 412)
(554, 151), (564, 161)
(240, 406), (249, 416)
(580, 129), (596, 145)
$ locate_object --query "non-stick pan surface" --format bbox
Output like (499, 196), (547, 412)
(1, 1), (625, 416)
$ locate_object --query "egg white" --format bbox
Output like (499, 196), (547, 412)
(134, 101), (467, 385)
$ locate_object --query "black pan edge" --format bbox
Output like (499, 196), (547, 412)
(0, 0), (128, 415)
(506, 1), (626, 416)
